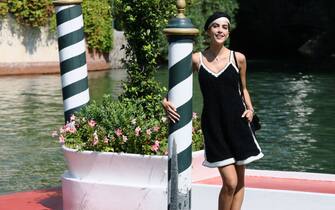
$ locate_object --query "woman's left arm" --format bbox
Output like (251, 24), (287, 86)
(237, 52), (254, 122)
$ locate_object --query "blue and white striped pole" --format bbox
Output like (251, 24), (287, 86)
(164, 1), (198, 209)
(53, 0), (89, 122)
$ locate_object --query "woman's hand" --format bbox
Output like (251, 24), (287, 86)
(241, 109), (254, 123)
(162, 98), (180, 123)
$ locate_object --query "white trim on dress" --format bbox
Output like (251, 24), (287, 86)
(203, 157), (236, 168)
(235, 152), (264, 165)
(199, 51), (239, 77)
(202, 152), (264, 168)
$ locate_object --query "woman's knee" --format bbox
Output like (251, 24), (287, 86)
(235, 165), (245, 190)
(218, 165), (238, 195)
(221, 176), (238, 195)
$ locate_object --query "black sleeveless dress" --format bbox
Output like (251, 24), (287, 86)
(198, 50), (263, 168)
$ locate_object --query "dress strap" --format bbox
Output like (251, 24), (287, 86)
(229, 50), (234, 63)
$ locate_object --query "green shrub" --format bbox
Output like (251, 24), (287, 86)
(82, 0), (113, 52)
(114, 0), (176, 116)
(54, 95), (203, 155)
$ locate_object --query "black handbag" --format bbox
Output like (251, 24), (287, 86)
(251, 114), (261, 131)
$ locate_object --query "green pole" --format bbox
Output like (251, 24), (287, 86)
(164, 1), (198, 209)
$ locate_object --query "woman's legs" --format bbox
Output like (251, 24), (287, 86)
(217, 164), (246, 210)
(218, 165), (238, 210)
(230, 165), (245, 210)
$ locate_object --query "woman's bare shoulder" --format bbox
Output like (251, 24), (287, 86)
(192, 52), (201, 62)
(233, 51), (246, 67)
(192, 52), (201, 71)
(233, 51), (246, 61)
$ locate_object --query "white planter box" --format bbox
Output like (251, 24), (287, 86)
(62, 145), (170, 210)
(62, 146), (209, 210)
(62, 145), (168, 186)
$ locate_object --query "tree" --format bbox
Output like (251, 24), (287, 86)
(114, 0), (176, 117)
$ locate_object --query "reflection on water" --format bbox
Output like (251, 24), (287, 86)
(249, 71), (335, 173)
(0, 67), (335, 194)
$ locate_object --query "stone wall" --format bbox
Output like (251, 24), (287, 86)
(0, 15), (125, 76)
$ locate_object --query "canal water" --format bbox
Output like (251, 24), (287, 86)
(0, 65), (335, 194)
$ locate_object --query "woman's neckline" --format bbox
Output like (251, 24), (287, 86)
(200, 50), (232, 76)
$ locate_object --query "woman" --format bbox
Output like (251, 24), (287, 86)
(162, 12), (264, 210)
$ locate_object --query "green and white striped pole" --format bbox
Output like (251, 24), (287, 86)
(53, 0), (89, 122)
(164, 1), (198, 209)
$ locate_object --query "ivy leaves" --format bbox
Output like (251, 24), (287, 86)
(82, 0), (113, 52)
(7, 0), (53, 27)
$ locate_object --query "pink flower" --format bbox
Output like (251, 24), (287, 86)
(51, 131), (58, 138)
(151, 140), (160, 152)
(68, 127), (76, 133)
(192, 112), (197, 119)
(93, 131), (99, 145)
(63, 124), (70, 133)
(135, 126), (141, 136)
(70, 114), (76, 122)
(146, 129), (152, 136)
(115, 128), (123, 137)
(64, 121), (76, 133)
(59, 135), (65, 143)
(122, 135), (128, 142)
(192, 127), (195, 134)
(70, 127), (77, 133)
(88, 119), (97, 127)
(153, 126), (160, 132)
(103, 137), (109, 144)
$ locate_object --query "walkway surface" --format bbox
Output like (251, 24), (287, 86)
(197, 175), (335, 194)
(1, 174), (335, 210)
(0, 188), (62, 210)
